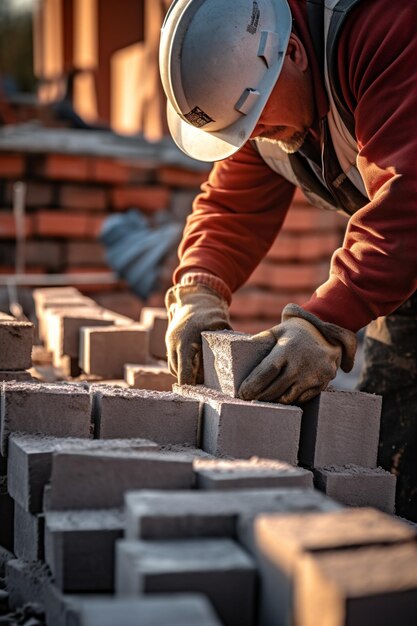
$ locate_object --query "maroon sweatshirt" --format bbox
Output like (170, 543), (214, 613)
(174, 0), (417, 333)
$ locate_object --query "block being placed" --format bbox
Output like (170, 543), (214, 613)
(195, 457), (313, 490)
(124, 363), (175, 391)
(116, 538), (256, 626)
(7, 433), (158, 513)
(202, 330), (272, 397)
(14, 501), (44, 561)
(45, 509), (124, 592)
(91, 385), (200, 446)
(175, 384), (301, 462)
(299, 390), (382, 468)
(0, 313), (34, 370)
(296, 543), (417, 626)
(67, 596), (223, 626)
(125, 488), (340, 541)
(1, 382), (91, 456)
(253, 508), (417, 626)
(79, 325), (150, 378)
(313, 464), (397, 513)
(140, 307), (168, 360)
(49, 450), (194, 510)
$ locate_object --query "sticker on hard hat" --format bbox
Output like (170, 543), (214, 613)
(247, 1), (260, 35)
(184, 107), (215, 128)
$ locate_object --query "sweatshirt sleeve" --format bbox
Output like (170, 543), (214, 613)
(174, 140), (295, 292)
(303, 0), (417, 332)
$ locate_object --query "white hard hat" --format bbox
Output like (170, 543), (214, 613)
(160, 0), (292, 162)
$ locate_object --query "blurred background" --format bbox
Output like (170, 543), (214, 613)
(0, 0), (351, 382)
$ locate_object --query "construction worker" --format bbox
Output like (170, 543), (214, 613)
(159, 0), (417, 521)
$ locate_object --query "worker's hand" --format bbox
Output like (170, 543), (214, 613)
(238, 304), (357, 405)
(165, 282), (231, 385)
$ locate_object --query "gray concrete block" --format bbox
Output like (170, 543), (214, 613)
(116, 538), (255, 626)
(67, 595), (223, 626)
(91, 385), (201, 446)
(295, 543), (417, 626)
(140, 307), (168, 360)
(195, 457), (313, 490)
(124, 363), (175, 391)
(6, 558), (52, 611)
(175, 384), (301, 462)
(14, 501), (44, 561)
(37, 297), (96, 342)
(202, 330), (272, 396)
(0, 313), (34, 371)
(49, 450), (194, 510)
(299, 390), (382, 468)
(125, 488), (341, 541)
(0, 371), (33, 382)
(1, 382), (92, 456)
(45, 307), (132, 360)
(0, 475), (14, 552)
(7, 433), (158, 513)
(44, 509), (124, 592)
(313, 464), (397, 513)
(253, 508), (417, 626)
(79, 325), (150, 378)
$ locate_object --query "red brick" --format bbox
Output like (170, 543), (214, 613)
(267, 231), (342, 262)
(34, 211), (90, 238)
(5, 182), (54, 208)
(282, 206), (346, 232)
(65, 241), (106, 266)
(247, 261), (329, 291)
(157, 167), (209, 189)
(93, 158), (154, 185)
(59, 185), (108, 211)
(230, 288), (311, 319)
(0, 154), (25, 179)
(0, 212), (34, 238)
(38, 155), (92, 182)
(111, 186), (170, 212)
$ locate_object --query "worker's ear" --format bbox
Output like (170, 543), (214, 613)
(285, 33), (309, 72)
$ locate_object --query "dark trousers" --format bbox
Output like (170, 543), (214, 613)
(357, 293), (417, 521)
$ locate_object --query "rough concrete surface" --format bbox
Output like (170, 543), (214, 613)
(202, 330), (272, 397)
(1, 382), (91, 456)
(175, 384), (301, 462)
(314, 464), (397, 513)
(0, 316), (34, 371)
(194, 456), (313, 490)
(79, 324), (150, 378)
(49, 450), (194, 509)
(14, 501), (44, 562)
(116, 538), (255, 626)
(124, 362), (175, 391)
(253, 508), (417, 626)
(298, 389), (382, 468)
(44, 509), (124, 592)
(125, 488), (340, 541)
(91, 385), (200, 445)
(7, 432), (158, 513)
(139, 307), (168, 360)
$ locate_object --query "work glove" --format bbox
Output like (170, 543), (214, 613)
(165, 278), (231, 385)
(238, 304), (357, 405)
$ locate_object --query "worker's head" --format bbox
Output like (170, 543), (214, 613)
(159, 0), (314, 161)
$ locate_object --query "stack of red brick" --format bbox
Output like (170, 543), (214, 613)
(0, 127), (346, 326)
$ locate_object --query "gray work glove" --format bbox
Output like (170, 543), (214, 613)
(238, 304), (357, 405)
(165, 282), (231, 385)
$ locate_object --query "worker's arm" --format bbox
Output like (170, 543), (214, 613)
(302, 0), (417, 333)
(166, 141), (295, 384)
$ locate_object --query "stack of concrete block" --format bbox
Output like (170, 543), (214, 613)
(299, 389), (396, 513)
(252, 507), (417, 626)
(199, 330), (395, 513)
(0, 312), (34, 383)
